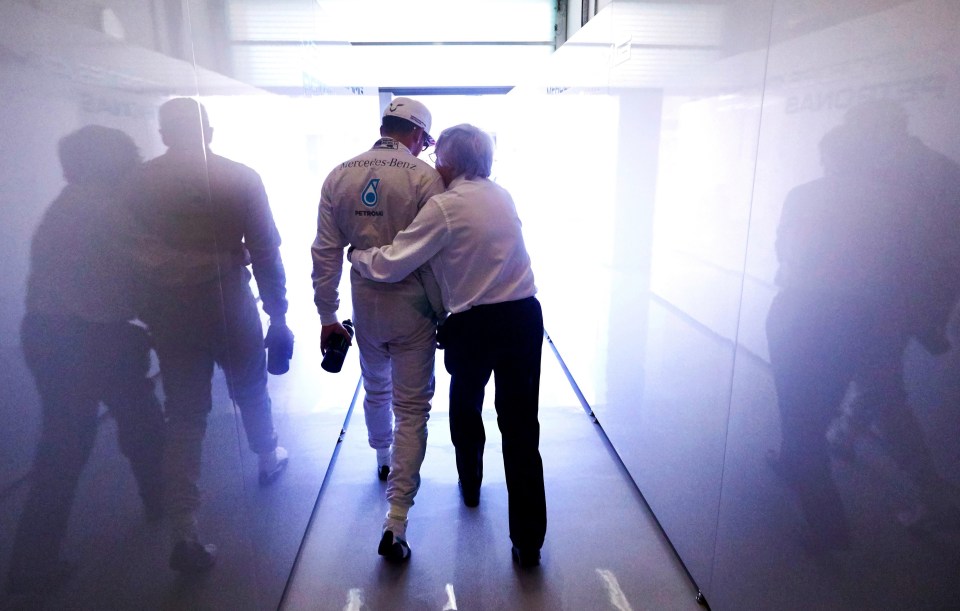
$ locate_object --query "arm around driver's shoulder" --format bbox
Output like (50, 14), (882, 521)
(405, 175), (536, 315)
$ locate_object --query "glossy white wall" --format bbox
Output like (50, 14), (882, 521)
(505, 0), (771, 594)
(715, 1), (960, 608)
(0, 2), (363, 607)
(505, 0), (960, 608)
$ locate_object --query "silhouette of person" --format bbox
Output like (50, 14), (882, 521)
(767, 100), (960, 551)
(6, 126), (164, 595)
(126, 98), (293, 573)
(827, 101), (960, 527)
(350, 124), (547, 568)
(311, 97), (444, 562)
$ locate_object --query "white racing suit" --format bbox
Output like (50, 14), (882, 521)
(311, 138), (444, 534)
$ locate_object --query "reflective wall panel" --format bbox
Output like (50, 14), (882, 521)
(505, 0), (773, 592)
(714, 1), (960, 608)
(506, 0), (960, 608)
(0, 1), (362, 607)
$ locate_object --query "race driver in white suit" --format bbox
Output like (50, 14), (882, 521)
(311, 97), (444, 562)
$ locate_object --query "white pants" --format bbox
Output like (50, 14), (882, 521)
(351, 272), (436, 513)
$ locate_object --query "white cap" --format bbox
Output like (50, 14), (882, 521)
(382, 97), (435, 145)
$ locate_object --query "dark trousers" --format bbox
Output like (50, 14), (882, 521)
(442, 296), (546, 551)
(766, 293), (853, 543)
(9, 315), (164, 578)
(766, 290), (940, 544)
(138, 271), (276, 541)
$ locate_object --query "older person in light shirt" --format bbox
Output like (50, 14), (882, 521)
(349, 123), (546, 568)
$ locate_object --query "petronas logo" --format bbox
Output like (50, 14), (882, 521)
(361, 178), (380, 207)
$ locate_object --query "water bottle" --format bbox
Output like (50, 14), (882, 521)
(266, 323), (294, 375)
(267, 342), (290, 375)
(321, 319), (354, 373)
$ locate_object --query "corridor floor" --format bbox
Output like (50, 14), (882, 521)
(281, 340), (702, 610)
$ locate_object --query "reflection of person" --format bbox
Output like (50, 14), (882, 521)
(127, 98), (292, 573)
(311, 97), (444, 563)
(6, 126), (164, 595)
(350, 124), (547, 568)
(767, 101), (960, 551)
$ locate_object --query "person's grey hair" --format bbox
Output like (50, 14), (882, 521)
(435, 124), (494, 180)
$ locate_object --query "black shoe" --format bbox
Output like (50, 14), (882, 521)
(458, 481), (480, 508)
(169, 539), (217, 573)
(511, 546), (540, 568)
(6, 560), (77, 595)
(378, 530), (411, 563)
(378, 465), (390, 482)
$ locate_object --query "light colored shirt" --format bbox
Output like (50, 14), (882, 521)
(128, 148), (288, 317)
(350, 175), (537, 314)
(311, 137), (444, 324)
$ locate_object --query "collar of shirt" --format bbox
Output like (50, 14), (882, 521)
(447, 174), (467, 191)
(372, 137), (412, 155)
(447, 174), (482, 190)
